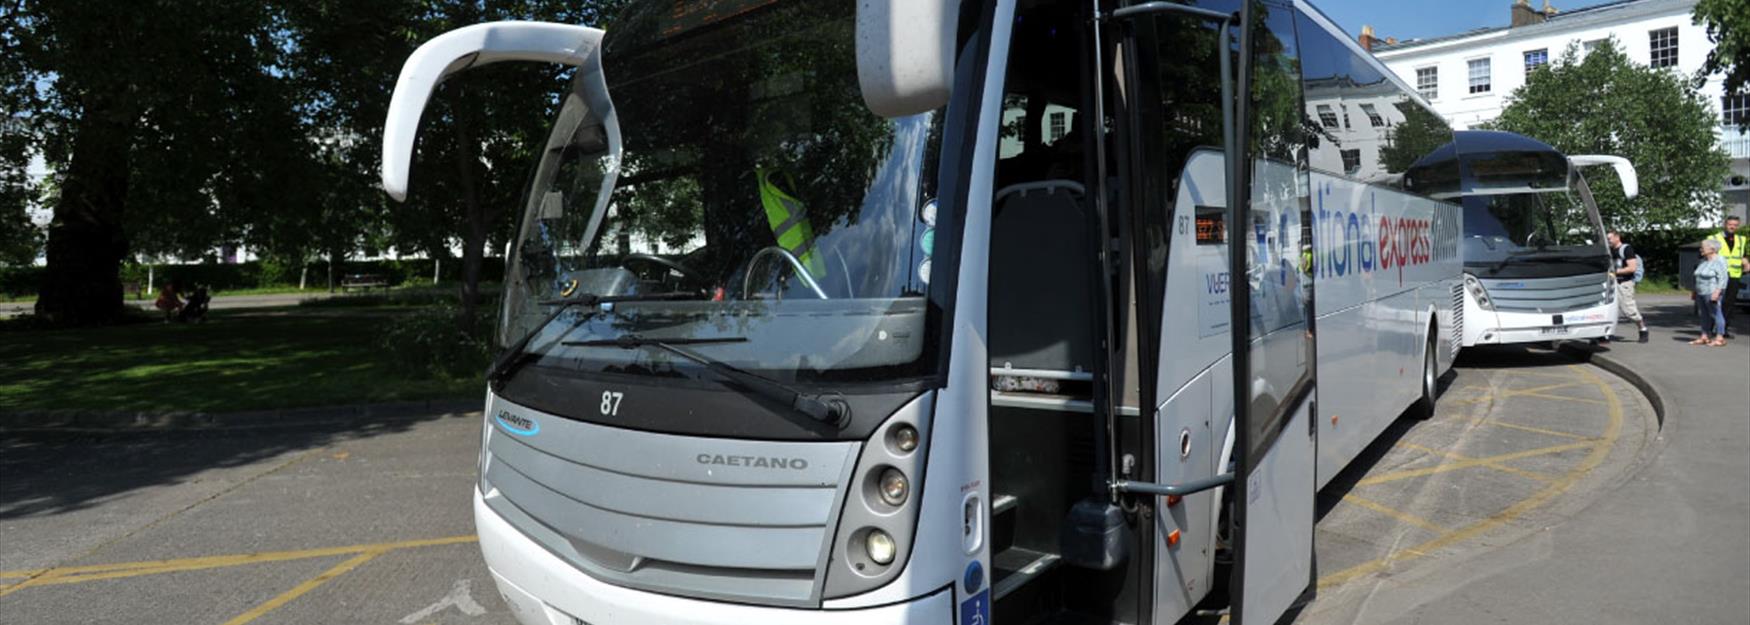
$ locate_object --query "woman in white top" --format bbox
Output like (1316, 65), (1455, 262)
(1692, 239), (1729, 347)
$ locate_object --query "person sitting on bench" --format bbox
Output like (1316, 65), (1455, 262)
(177, 285), (211, 323)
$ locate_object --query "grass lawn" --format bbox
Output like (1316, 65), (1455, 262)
(1634, 278), (1685, 296)
(0, 309), (479, 413)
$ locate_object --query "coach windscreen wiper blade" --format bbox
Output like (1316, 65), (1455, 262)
(564, 334), (851, 427)
(486, 291), (703, 390)
(1487, 250), (1574, 273)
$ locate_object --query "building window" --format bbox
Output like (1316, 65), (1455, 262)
(1726, 93), (1749, 128)
(1416, 66), (1438, 100)
(1340, 149), (1362, 174)
(1317, 104), (1340, 128)
(1524, 48), (1548, 77)
(1649, 27), (1678, 68)
(1467, 58), (1491, 94)
(1360, 103), (1386, 127)
(1048, 111), (1067, 143)
(1583, 39), (1604, 54)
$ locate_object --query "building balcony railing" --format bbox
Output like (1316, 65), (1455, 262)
(1725, 125), (1750, 159)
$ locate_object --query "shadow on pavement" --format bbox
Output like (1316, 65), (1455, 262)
(0, 410), (469, 521)
(1314, 344), (1592, 522)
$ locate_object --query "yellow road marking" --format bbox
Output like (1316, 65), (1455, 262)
(1471, 418), (1597, 441)
(1397, 442), (1554, 483)
(1340, 494), (1451, 535)
(1447, 380), (1599, 406)
(0, 535), (476, 597)
(1512, 391), (1605, 405)
(1449, 379), (1589, 393)
(218, 550), (383, 625)
(1498, 368), (1582, 380)
(1317, 364), (1623, 589)
(1504, 381), (1584, 396)
(1355, 440), (1592, 487)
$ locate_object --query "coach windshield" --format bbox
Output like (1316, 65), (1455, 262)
(496, 0), (950, 413)
(1461, 151), (1609, 277)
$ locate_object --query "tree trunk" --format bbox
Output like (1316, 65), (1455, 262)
(36, 95), (133, 325)
(450, 91), (489, 322)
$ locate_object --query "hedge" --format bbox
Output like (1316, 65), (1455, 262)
(0, 265), (41, 298)
(2, 258), (507, 297)
(1620, 227), (1712, 282)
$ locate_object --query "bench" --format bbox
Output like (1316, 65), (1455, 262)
(339, 273), (390, 292)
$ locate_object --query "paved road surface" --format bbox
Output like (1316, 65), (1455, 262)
(1300, 298), (1750, 625)
(0, 353), (1686, 625)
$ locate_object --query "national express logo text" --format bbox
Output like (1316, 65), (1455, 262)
(1313, 185), (1457, 284)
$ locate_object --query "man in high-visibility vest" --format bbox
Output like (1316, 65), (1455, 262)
(1706, 215), (1746, 338)
(756, 167), (827, 279)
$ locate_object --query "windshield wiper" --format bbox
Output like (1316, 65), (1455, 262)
(564, 334), (852, 428)
(486, 291), (702, 391)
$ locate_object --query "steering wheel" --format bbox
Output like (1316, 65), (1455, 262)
(621, 253), (704, 287)
(742, 246), (829, 300)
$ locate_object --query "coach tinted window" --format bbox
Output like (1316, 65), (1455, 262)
(1295, 13), (1346, 176)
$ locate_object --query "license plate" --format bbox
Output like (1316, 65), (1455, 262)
(1540, 326), (1569, 336)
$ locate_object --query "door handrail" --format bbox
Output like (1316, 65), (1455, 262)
(1111, 473), (1234, 498)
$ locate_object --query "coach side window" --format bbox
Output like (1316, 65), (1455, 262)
(1383, 97), (1457, 197)
(1337, 55), (1393, 184)
(1295, 14), (1346, 176)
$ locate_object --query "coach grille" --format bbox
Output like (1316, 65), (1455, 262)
(1478, 274), (1608, 314)
(479, 400), (859, 607)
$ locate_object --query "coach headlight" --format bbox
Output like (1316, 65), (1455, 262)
(1463, 273), (1495, 311)
(865, 529), (897, 565)
(1601, 276), (1616, 305)
(825, 397), (933, 597)
(878, 468), (909, 506)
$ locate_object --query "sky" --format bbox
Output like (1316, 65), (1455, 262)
(1317, 0), (1624, 43)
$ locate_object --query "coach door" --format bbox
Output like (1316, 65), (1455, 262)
(1112, 1), (1316, 623)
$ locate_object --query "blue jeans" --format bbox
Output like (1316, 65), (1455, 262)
(1697, 294), (1726, 337)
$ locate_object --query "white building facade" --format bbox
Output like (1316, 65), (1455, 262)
(1372, 0), (1749, 220)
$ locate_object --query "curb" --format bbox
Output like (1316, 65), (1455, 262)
(0, 398), (483, 432)
(1557, 343), (1668, 429)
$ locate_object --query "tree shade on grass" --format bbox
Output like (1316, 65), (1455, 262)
(0, 310), (478, 413)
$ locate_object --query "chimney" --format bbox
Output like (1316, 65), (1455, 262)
(1512, 0), (1547, 27)
(1386, 36), (1399, 45)
(1359, 24), (1376, 51)
(1543, 0), (1559, 16)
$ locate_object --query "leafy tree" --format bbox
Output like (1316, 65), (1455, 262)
(1693, 0), (1749, 95)
(0, 46), (39, 266)
(13, 0), (308, 324)
(285, 0), (624, 317)
(11, 0), (620, 323)
(1485, 40), (1730, 232)
(0, 155), (42, 268)
(1379, 100), (1453, 175)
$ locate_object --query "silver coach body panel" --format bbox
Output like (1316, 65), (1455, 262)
(480, 396), (861, 606)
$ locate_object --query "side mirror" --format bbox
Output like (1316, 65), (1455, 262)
(856, 0), (960, 118)
(1568, 154), (1639, 200)
(381, 21), (605, 202)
